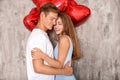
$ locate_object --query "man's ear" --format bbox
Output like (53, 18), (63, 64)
(40, 12), (45, 19)
(40, 12), (45, 21)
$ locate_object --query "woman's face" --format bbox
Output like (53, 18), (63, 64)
(54, 17), (64, 35)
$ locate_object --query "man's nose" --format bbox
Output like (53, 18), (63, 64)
(53, 22), (56, 26)
(53, 20), (57, 25)
(53, 21), (56, 25)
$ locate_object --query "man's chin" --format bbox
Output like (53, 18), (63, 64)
(49, 27), (52, 30)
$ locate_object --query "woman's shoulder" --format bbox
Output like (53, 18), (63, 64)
(59, 35), (70, 44)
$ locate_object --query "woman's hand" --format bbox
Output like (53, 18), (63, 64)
(63, 61), (73, 76)
(31, 48), (44, 59)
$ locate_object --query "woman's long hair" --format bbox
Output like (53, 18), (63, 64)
(57, 13), (81, 60)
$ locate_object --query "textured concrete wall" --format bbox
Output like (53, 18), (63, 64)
(0, 0), (32, 80)
(75, 0), (120, 80)
(0, 0), (120, 80)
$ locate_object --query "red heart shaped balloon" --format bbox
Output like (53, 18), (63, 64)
(69, 0), (78, 6)
(52, 0), (68, 12)
(32, 0), (38, 5)
(66, 4), (91, 26)
(23, 8), (39, 31)
(24, 0), (91, 31)
(29, 7), (38, 15)
(23, 14), (38, 31)
(32, 0), (52, 10)
(73, 13), (90, 26)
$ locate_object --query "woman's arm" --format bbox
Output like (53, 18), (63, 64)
(32, 36), (70, 68)
(32, 57), (73, 75)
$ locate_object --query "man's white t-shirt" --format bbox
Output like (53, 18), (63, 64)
(26, 28), (54, 80)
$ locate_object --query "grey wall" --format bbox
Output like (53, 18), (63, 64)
(0, 0), (120, 80)
(74, 0), (120, 80)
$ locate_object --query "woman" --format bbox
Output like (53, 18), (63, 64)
(32, 13), (81, 80)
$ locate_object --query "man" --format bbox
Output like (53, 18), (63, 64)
(26, 3), (72, 80)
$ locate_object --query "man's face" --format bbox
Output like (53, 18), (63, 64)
(42, 12), (58, 30)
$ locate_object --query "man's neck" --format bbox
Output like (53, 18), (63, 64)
(36, 22), (47, 32)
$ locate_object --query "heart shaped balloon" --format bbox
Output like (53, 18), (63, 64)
(66, 4), (91, 26)
(29, 7), (38, 15)
(32, 0), (52, 10)
(69, 0), (78, 6)
(52, 0), (68, 12)
(32, 0), (38, 5)
(24, 0), (91, 31)
(23, 8), (39, 31)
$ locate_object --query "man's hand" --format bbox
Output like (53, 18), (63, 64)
(63, 61), (73, 76)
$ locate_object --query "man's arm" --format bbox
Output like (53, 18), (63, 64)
(31, 35), (72, 75)
(32, 59), (72, 75)
(32, 36), (70, 68)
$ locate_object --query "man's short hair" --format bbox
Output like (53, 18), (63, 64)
(38, 2), (59, 16)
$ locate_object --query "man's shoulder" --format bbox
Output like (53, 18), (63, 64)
(30, 30), (46, 38)
(30, 34), (46, 42)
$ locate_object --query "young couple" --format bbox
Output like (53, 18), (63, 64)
(26, 2), (81, 80)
